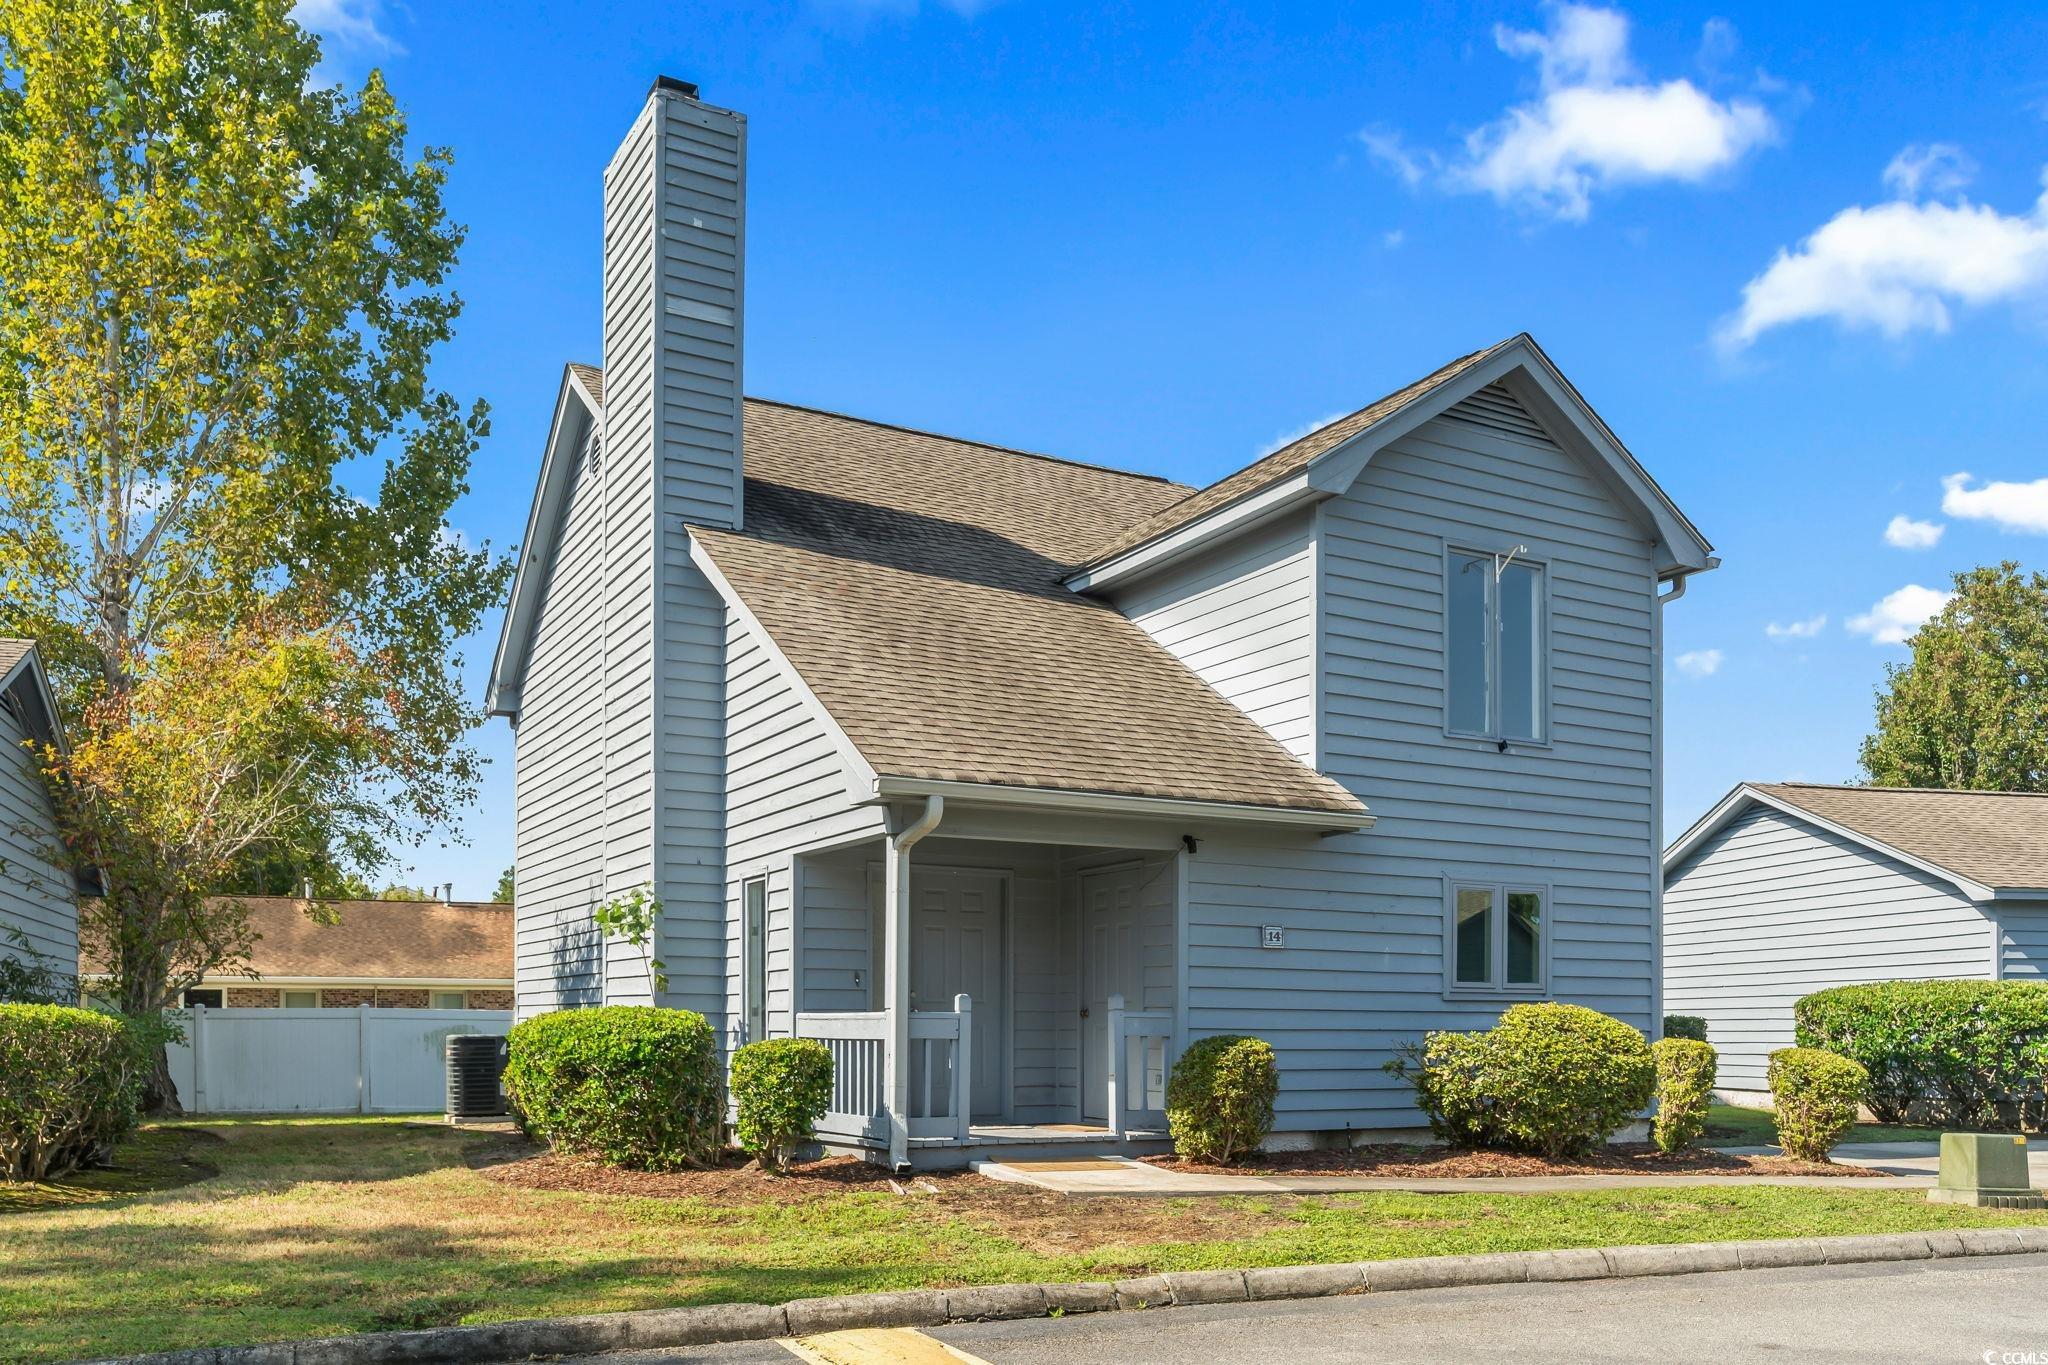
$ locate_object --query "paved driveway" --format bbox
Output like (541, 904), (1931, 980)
(574, 1252), (2048, 1363)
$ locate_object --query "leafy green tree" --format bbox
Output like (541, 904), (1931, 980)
(1861, 563), (2048, 792)
(493, 866), (515, 904)
(0, 0), (509, 1108)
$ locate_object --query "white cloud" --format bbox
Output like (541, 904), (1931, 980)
(294, 0), (400, 54)
(1673, 648), (1723, 677)
(1381, 229), (1406, 249)
(1883, 514), (1945, 549)
(1847, 584), (1954, 645)
(1765, 613), (1826, 639)
(1442, 5), (1775, 221)
(1941, 471), (2048, 534)
(1883, 143), (1976, 199)
(1358, 128), (1429, 188)
(1720, 156), (2048, 348)
(1256, 413), (1349, 458)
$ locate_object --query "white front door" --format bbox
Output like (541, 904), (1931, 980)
(911, 867), (1006, 1120)
(1080, 859), (1175, 1122)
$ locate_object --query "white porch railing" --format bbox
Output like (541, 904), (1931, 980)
(1106, 993), (1175, 1137)
(794, 994), (972, 1146)
(795, 1010), (889, 1144)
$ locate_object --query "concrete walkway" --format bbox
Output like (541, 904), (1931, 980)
(972, 1142), (2048, 1196)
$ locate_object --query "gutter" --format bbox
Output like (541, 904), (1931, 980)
(869, 776), (1372, 834)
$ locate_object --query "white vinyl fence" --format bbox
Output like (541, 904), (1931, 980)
(165, 1005), (511, 1114)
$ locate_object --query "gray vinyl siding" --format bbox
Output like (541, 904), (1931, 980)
(0, 693), (74, 970)
(1115, 511), (1317, 766)
(1182, 383), (1662, 1131)
(1998, 905), (2048, 981)
(650, 93), (746, 1021)
(593, 88), (746, 1018)
(720, 607), (885, 1050)
(1664, 804), (1994, 1088)
(511, 422), (605, 1016)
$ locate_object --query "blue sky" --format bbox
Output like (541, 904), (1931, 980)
(302, 0), (2048, 896)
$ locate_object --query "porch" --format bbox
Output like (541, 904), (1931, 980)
(770, 804), (1185, 1169)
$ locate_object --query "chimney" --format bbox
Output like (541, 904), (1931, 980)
(602, 76), (746, 531)
(590, 78), (737, 1018)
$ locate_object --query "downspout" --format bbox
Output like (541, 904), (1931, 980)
(883, 794), (944, 1171)
(1649, 569), (1694, 1040)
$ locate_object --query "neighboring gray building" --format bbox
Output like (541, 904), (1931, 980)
(0, 639), (77, 976)
(487, 78), (1717, 1167)
(1664, 783), (2048, 1095)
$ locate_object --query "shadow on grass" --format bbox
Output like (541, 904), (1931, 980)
(0, 1127), (223, 1215)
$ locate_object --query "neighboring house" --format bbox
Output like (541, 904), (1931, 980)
(487, 79), (1716, 1167)
(127, 896), (514, 1011)
(0, 638), (77, 977)
(1664, 783), (2048, 1097)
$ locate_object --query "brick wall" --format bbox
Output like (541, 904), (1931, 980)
(466, 990), (513, 1010)
(225, 987), (279, 1008)
(320, 988), (375, 1008)
(374, 988), (430, 1008)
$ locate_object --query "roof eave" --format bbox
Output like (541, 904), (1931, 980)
(1067, 334), (1715, 594)
(486, 368), (601, 719)
(870, 775), (1373, 833)
(1664, 783), (1997, 902)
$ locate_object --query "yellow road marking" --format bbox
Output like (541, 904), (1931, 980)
(779, 1326), (995, 1365)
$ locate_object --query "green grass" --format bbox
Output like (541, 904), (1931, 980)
(4, 1117), (2045, 1363)
(1703, 1103), (1946, 1148)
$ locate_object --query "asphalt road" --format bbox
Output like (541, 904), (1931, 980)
(577, 1252), (2048, 1364)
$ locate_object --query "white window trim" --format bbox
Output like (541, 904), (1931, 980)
(1442, 877), (1552, 999)
(281, 989), (321, 1009)
(1442, 542), (1552, 748)
(429, 990), (469, 1010)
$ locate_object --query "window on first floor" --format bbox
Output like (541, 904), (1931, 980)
(743, 877), (768, 1043)
(431, 990), (467, 1010)
(1446, 881), (1546, 993)
(183, 988), (223, 1008)
(282, 989), (319, 1008)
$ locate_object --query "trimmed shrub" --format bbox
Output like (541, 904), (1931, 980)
(1650, 1037), (1717, 1153)
(503, 1006), (722, 1170)
(1662, 1014), (1709, 1043)
(1768, 1046), (1866, 1161)
(1794, 981), (2048, 1129)
(1388, 1003), (1656, 1158)
(1166, 1034), (1278, 1163)
(730, 1037), (833, 1171)
(0, 1004), (149, 1181)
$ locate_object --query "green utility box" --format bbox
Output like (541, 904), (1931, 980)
(1927, 1132), (2044, 1209)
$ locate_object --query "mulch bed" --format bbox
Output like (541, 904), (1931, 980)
(1146, 1143), (1882, 1179)
(464, 1137), (948, 1202)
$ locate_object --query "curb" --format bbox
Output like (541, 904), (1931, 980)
(89, 1227), (2048, 1364)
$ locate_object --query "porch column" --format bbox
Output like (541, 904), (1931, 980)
(882, 796), (943, 1169)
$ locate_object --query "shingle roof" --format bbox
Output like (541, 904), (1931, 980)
(1754, 783), (2048, 893)
(0, 638), (32, 679)
(1076, 339), (1512, 568)
(567, 363), (603, 406)
(696, 399), (1366, 815)
(88, 897), (514, 980)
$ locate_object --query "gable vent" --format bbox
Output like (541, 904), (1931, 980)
(1443, 382), (1551, 445)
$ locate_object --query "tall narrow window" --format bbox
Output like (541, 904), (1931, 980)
(1445, 547), (1546, 743)
(743, 878), (768, 1043)
(1446, 882), (1547, 994)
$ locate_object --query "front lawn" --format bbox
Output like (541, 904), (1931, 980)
(4, 1118), (2046, 1363)
(1703, 1103), (1945, 1148)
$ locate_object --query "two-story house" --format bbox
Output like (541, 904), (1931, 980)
(487, 78), (1716, 1169)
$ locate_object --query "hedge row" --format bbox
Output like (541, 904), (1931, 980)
(0, 1004), (154, 1181)
(1794, 981), (2048, 1129)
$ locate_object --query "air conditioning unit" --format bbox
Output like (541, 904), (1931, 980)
(445, 1033), (508, 1119)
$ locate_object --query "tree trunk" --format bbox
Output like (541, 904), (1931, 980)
(142, 1042), (183, 1116)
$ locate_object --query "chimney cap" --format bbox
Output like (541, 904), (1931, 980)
(651, 75), (700, 101)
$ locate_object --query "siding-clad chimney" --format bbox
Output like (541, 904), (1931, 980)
(596, 78), (742, 1019)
